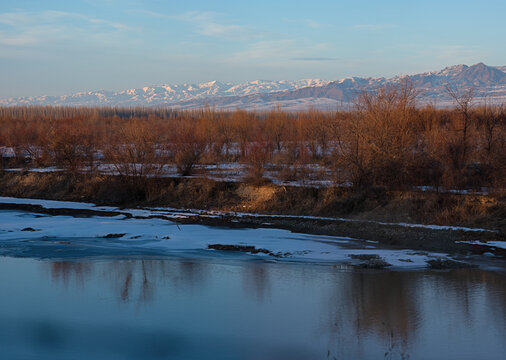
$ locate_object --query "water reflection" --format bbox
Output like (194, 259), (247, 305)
(323, 271), (421, 360)
(1, 257), (504, 359)
(348, 272), (419, 340)
(50, 261), (91, 288)
(242, 262), (270, 301)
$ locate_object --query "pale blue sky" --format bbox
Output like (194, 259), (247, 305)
(1, 0), (505, 98)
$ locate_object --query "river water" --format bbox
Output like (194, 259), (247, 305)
(0, 256), (504, 360)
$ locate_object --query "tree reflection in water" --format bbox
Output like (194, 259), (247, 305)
(49, 259), (212, 304)
(242, 262), (270, 301)
(45, 258), (506, 359)
(50, 261), (91, 288)
(349, 271), (418, 359)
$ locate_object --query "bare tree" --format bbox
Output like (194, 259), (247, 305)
(445, 83), (474, 167)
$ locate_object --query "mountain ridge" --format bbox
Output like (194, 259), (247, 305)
(2, 63), (506, 110)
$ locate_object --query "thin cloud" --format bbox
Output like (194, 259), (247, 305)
(229, 40), (296, 63)
(229, 40), (337, 68)
(419, 44), (488, 63)
(0, 32), (37, 46)
(199, 22), (243, 37)
(0, 10), (133, 49)
(282, 18), (331, 29)
(175, 11), (259, 40)
(292, 57), (338, 61)
(353, 24), (397, 30)
(0, 10), (129, 30)
(130, 9), (171, 19)
(305, 19), (323, 28)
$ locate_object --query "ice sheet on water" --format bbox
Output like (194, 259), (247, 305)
(0, 198), (456, 268)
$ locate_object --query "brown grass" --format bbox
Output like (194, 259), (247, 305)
(0, 171), (504, 233)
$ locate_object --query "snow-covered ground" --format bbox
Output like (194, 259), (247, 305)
(1, 197), (501, 268)
(3, 161), (335, 188)
(1, 196), (498, 233)
(457, 240), (506, 250)
(4, 163), (499, 193)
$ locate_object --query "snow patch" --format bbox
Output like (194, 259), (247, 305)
(0, 197), (458, 268)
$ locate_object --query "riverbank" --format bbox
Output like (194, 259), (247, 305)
(1, 196), (504, 270)
(0, 171), (505, 261)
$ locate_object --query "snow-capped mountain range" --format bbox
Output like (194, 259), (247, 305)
(2, 63), (506, 110)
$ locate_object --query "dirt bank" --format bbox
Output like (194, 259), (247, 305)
(1, 171), (504, 258)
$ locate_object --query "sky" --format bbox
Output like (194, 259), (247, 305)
(1, 0), (505, 98)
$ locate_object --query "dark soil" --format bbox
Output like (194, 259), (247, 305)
(0, 202), (128, 218)
(350, 254), (381, 261)
(427, 258), (478, 269)
(102, 233), (126, 238)
(356, 259), (392, 269)
(208, 244), (280, 257)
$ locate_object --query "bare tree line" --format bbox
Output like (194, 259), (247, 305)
(1, 84), (505, 190)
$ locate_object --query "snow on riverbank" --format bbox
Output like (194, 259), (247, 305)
(0, 197), (463, 268)
(146, 206), (499, 233)
(457, 240), (506, 250)
(0, 196), (499, 233)
(0, 196), (118, 211)
(4, 166), (500, 193)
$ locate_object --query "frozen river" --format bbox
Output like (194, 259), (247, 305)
(0, 198), (505, 359)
